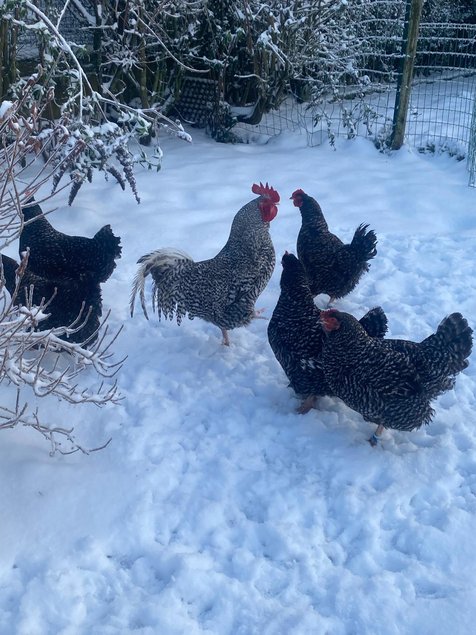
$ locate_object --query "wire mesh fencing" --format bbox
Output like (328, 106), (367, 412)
(234, 17), (476, 185)
(9, 1), (476, 185)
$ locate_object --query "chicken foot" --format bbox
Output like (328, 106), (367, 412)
(253, 307), (268, 320)
(368, 424), (384, 447)
(296, 395), (317, 414)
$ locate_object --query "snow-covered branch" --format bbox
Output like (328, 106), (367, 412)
(0, 90), (124, 454)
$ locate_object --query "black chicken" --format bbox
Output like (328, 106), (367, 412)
(320, 308), (473, 445)
(268, 252), (388, 413)
(20, 199), (122, 282)
(130, 183), (279, 345)
(291, 189), (377, 303)
(1, 254), (102, 344)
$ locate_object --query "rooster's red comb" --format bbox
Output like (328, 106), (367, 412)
(291, 188), (305, 199)
(252, 182), (280, 203)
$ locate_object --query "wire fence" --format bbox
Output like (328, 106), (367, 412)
(12, 2), (476, 184)
(234, 20), (476, 185)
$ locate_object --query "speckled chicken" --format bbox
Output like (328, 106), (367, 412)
(20, 199), (122, 283)
(268, 252), (388, 412)
(1, 254), (102, 344)
(291, 189), (377, 303)
(130, 183), (279, 345)
(320, 309), (473, 445)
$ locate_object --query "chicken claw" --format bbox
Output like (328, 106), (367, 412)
(253, 307), (267, 320)
(296, 395), (317, 414)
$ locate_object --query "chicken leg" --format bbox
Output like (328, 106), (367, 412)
(368, 424), (384, 446)
(297, 395), (317, 414)
(221, 328), (231, 346)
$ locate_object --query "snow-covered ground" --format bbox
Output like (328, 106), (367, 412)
(1, 127), (476, 634)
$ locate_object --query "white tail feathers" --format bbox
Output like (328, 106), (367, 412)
(130, 248), (193, 319)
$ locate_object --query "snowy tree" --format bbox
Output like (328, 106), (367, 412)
(0, 0), (192, 203)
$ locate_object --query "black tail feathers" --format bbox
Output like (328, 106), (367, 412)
(95, 224), (122, 260)
(436, 312), (473, 371)
(351, 223), (377, 262)
(359, 306), (388, 339)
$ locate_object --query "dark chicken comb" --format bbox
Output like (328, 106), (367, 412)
(252, 182), (280, 203)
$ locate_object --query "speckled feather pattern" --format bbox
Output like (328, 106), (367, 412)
(268, 254), (388, 399)
(20, 202), (122, 283)
(268, 255), (329, 398)
(132, 196), (276, 331)
(296, 193), (377, 298)
(321, 311), (473, 431)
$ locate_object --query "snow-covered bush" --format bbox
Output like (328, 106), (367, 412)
(0, 0), (191, 204)
(0, 86), (124, 454)
(1, 0), (475, 148)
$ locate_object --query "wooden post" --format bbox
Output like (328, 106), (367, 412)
(390, 0), (424, 150)
(0, 19), (6, 100)
(468, 97), (476, 187)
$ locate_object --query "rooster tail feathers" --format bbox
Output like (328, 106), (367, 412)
(130, 256), (151, 319)
(433, 312), (473, 371)
(130, 248), (194, 319)
(94, 224), (122, 260)
(351, 223), (378, 262)
(359, 306), (388, 339)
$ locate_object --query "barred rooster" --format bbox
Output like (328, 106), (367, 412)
(320, 309), (473, 445)
(130, 183), (279, 345)
(20, 199), (122, 283)
(268, 252), (387, 413)
(1, 254), (102, 344)
(291, 189), (377, 303)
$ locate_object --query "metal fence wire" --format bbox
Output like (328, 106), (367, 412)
(234, 14), (476, 185)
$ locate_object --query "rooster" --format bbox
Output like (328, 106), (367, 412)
(320, 309), (473, 445)
(130, 183), (280, 345)
(20, 199), (122, 283)
(1, 254), (102, 344)
(268, 252), (388, 413)
(291, 189), (377, 304)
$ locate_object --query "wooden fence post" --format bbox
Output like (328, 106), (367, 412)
(468, 97), (476, 187)
(390, 0), (424, 150)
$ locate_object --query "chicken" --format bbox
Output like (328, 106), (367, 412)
(20, 199), (122, 283)
(291, 189), (377, 303)
(320, 308), (473, 445)
(130, 183), (280, 345)
(268, 252), (388, 413)
(1, 254), (103, 344)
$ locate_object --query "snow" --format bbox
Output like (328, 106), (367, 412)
(1, 128), (476, 634)
(0, 100), (14, 120)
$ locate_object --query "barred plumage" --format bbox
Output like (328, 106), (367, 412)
(130, 184), (279, 344)
(292, 189), (377, 301)
(320, 309), (473, 442)
(268, 253), (388, 412)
